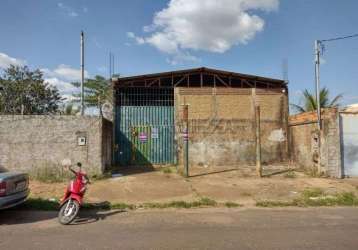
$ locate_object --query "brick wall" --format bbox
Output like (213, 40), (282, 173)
(174, 87), (289, 169)
(289, 108), (342, 177)
(0, 115), (112, 175)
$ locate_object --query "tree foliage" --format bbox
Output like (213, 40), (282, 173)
(291, 87), (343, 113)
(71, 75), (113, 109)
(0, 65), (62, 114)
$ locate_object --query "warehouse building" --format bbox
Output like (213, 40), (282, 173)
(112, 67), (289, 172)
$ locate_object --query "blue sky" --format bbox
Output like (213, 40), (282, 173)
(0, 0), (357, 108)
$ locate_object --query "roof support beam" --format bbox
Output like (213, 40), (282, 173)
(200, 72), (203, 87)
(215, 75), (230, 88)
(147, 78), (159, 87)
(242, 79), (254, 88)
(174, 75), (187, 87)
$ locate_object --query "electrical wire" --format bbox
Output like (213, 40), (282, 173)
(320, 33), (358, 42)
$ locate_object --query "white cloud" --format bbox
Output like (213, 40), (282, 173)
(127, 32), (145, 44)
(57, 2), (79, 17)
(41, 65), (89, 100)
(0, 52), (25, 68)
(43, 64), (88, 82)
(129, 0), (279, 63)
(45, 77), (78, 94)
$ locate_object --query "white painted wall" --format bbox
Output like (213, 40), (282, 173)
(340, 113), (358, 176)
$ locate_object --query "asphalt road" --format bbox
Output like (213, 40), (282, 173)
(1, 207), (358, 249)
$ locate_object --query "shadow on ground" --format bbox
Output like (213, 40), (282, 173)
(71, 210), (124, 225)
(112, 165), (156, 176)
(0, 201), (124, 226)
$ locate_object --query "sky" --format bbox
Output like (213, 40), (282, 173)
(0, 0), (357, 109)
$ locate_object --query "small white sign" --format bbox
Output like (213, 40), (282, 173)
(151, 127), (159, 139)
(78, 136), (86, 146)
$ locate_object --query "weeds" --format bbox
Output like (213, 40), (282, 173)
(19, 197), (224, 211)
(159, 166), (176, 174)
(29, 165), (71, 183)
(256, 188), (358, 207)
(18, 198), (59, 211)
(284, 171), (296, 178)
(91, 172), (112, 181)
(224, 201), (241, 208)
(143, 197), (217, 209)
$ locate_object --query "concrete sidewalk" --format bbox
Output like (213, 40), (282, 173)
(29, 167), (358, 206)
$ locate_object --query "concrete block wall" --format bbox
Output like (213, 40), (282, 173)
(0, 115), (112, 175)
(174, 87), (289, 169)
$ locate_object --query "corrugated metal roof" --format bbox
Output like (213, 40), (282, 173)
(112, 67), (285, 85)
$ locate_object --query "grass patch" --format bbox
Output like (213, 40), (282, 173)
(256, 200), (296, 207)
(224, 201), (241, 208)
(142, 197), (217, 209)
(19, 197), (220, 211)
(302, 188), (324, 199)
(256, 188), (358, 207)
(91, 172), (112, 181)
(111, 203), (136, 210)
(284, 171), (296, 178)
(159, 166), (177, 174)
(19, 198), (60, 211)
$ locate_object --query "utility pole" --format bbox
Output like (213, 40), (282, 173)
(109, 52), (112, 78)
(80, 31), (85, 116)
(314, 40), (321, 130)
(109, 52), (115, 78)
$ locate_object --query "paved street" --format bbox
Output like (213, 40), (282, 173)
(1, 207), (358, 249)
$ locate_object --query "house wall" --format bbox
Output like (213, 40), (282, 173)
(340, 112), (358, 177)
(174, 87), (289, 170)
(289, 108), (342, 178)
(0, 115), (112, 175)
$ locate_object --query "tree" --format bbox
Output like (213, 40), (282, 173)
(63, 103), (80, 115)
(71, 75), (113, 115)
(0, 65), (62, 114)
(291, 87), (342, 113)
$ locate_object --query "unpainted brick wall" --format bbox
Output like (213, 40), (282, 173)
(0, 115), (112, 175)
(288, 108), (342, 178)
(175, 87), (289, 168)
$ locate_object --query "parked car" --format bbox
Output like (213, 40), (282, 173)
(0, 170), (29, 210)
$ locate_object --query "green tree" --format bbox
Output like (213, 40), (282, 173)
(63, 103), (80, 115)
(71, 75), (113, 114)
(291, 87), (342, 113)
(0, 65), (62, 114)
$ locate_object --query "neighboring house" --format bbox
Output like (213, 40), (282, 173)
(340, 104), (358, 177)
(289, 104), (358, 178)
(112, 67), (289, 172)
(0, 116), (112, 176)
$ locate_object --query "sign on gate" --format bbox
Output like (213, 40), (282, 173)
(139, 132), (148, 143)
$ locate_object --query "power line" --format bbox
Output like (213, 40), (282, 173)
(320, 33), (358, 43)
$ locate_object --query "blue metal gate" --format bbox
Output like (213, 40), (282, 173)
(114, 88), (175, 166)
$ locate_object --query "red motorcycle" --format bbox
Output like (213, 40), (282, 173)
(58, 162), (90, 225)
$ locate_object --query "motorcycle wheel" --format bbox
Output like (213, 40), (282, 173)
(58, 199), (80, 225)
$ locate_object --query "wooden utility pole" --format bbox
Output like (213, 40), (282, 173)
(255, 106), (262, 177)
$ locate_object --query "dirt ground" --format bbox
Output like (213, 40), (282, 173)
(29, 167), (358, 206)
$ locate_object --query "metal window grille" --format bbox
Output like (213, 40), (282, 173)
(115, 87), (174, 106)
